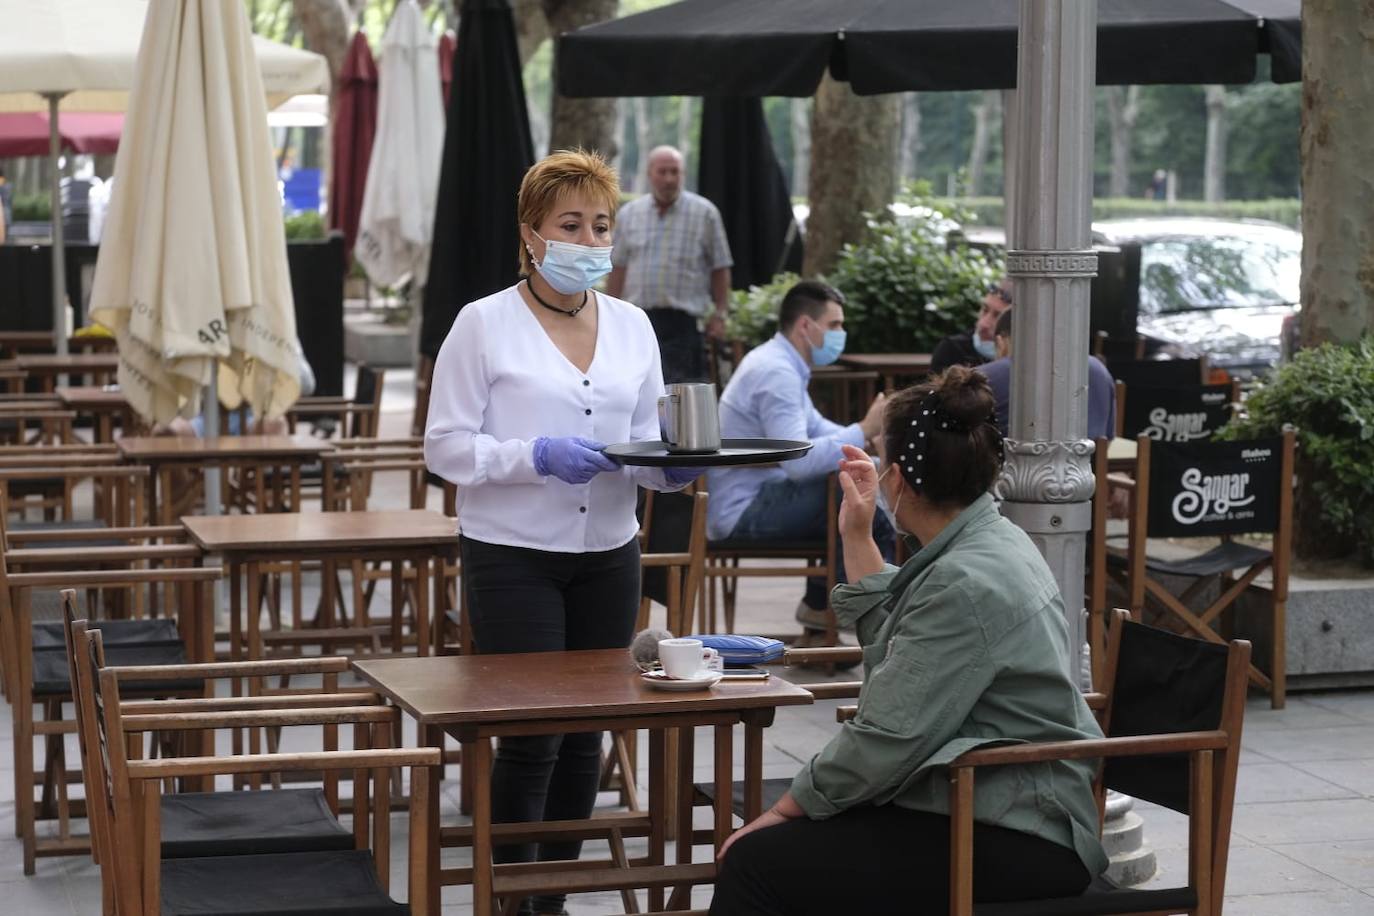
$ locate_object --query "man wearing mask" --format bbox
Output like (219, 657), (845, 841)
(707, 280), (889, 633)
(606, 145), (733, 383)
(930, 277), (1013, 373)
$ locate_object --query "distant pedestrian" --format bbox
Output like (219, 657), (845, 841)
(1145, 168), (1167, 201)
(606, 145), (733, 383)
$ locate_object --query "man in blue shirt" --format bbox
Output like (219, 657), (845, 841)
(707, 280), (890, 630)
(979, 308), (1117, 438)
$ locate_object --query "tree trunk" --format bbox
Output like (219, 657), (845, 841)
(611, 97), (627, 175)
(1299, 0), (1374, 349)
(544, 0), (619, 160)
(633, 96), (652, 193)
(802, 76), (899, 276)
(1105, 85), (1139, 198)
(965, 90), (999, 196)
(897, 92), (921, 186)
(512, 0), (552, 67)
(292, 0), (351, 91)
(1203, 85), (1228, 202)
(790, 97), (811, 198)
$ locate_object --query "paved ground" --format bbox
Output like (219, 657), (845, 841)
(4, 367), (1373, 914)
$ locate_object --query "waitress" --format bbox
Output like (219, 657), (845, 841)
(425, 149), (700, 916)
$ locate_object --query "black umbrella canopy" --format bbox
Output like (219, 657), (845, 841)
(557, 0), (1300, 98)
(422, 0), (535, 358)
(697, 97), (800, 290)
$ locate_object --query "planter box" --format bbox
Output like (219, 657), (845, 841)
(344, 318), (414, 368)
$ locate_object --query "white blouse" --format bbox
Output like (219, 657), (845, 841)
(424, 283), (679, 553)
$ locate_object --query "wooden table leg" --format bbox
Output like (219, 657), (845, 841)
(391, 559), (405, 654)
(713, 724), (733, 854)
(670, 725), (696, 909)
(743, 719), (764, 822)
(469, 734), (495, 916)
(229, 558), (244, 771)
(421, 724), (443, 916)
(648, 727), (667, 913)
(246, 559), (264, 789)
(415, 555), (431, 657)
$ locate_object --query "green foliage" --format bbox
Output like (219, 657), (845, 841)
(1220, 340), (1374, 563)
(939, 197), (1301, 230)
(12, 192), (51, 222)
(726, 272), (799, 348)
(827, 187), (1001, 355)
(283, 210), (326, 241)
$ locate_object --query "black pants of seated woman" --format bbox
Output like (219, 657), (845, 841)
(710, 805), (1091, 916)
(461, 536), (640, 916)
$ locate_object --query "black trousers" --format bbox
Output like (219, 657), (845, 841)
(645, 306), (707, 383)
(710, 805), (1092, 916)
(460, 536), (642, 914)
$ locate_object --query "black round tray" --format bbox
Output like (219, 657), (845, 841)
(603, 438), (812, 468)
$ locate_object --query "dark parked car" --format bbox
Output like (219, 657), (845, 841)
(1091, 218), (1301, 381)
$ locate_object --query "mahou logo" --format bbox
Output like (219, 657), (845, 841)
(1172, 469), (1254, 525)
(1144, 408), (1209, 442)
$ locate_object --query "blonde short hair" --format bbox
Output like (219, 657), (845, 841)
(516, 149), (620, 275)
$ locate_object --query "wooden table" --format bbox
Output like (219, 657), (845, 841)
(1107, 436), (1138, 472)
(11, 352), (118, 391)
(182, 509), (459, 663)
(353, 650), (813, 916)
(117, 434), (327, 523)
(837, 352), (934, 395)
(56, 385), (133, 442)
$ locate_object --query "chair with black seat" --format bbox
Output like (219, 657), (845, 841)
(704, 473), (842, 647)
(0, 524), (222, 874)
(947, 614), (1251, 916)
(1112, 430), (1294, 708)
(64, 606), (401, 915)
(84, 629), (438, 916)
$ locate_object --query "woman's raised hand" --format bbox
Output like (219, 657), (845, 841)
(836, 443), (878, 539)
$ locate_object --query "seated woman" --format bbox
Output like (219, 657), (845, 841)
(712, 366), (1109, 915)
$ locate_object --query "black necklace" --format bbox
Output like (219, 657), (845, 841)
(526, 278), (589, 317)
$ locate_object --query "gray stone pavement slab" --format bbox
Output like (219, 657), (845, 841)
(3, 375), (1374, 913)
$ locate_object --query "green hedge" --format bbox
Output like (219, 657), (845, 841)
(12, 192), (51, 222)
(938, 197), (1301, 230)
(1220, 339), (1374, 564)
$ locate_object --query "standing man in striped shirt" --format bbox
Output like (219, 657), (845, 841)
(607, 146), (734, 382)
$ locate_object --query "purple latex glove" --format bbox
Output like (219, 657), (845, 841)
(663, 466), (706, 487)
(533, 436), (621, 485)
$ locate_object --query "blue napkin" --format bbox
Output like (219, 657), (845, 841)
(687, 634), (785, 664)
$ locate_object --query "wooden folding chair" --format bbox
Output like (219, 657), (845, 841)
(1115, 380), (1241, 442)
(1112, 430), (1295, 708)
(947, 616), (1251, 916)
(87, 631), (439, 916)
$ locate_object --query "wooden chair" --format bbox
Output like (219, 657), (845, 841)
(287, 363), (386, 441)
(947, 615), (1251, 916)
(1110, 430), (1295, 708)
(637, 487), (710, 635)
(1115, 380), (1241, 442)
(704, 473), (842, 647)
(62, 601), (394, 914)
(1, 548), (221, 873)
(86, 630), (439, 916)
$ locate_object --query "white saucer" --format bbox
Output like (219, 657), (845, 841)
(640, 670), (723, 691)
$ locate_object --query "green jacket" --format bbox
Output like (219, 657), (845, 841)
(789, 494), (1109, 878)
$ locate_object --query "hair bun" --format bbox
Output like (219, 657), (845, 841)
(934, 365), (995, 429)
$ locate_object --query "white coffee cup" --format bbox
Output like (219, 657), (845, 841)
(658, 638), (720, 679)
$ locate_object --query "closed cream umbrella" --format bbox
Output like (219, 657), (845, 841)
(0, 0), (327, 355)
(88, 0), (303, 435)
(355, 0), (445, 288)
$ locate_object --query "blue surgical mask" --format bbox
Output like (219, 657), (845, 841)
(811, 328), (846, 367)
(972, 332), (997, 360)
(531, 232), (614, 295)
(876, 464), (905, 535)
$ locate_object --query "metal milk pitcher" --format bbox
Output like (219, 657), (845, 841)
(657, 383), (721, 453)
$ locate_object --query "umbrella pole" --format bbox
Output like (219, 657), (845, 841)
(47, 92), (69, 358)
(203, 372), (221, 515)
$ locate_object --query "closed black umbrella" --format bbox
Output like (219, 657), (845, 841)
(697, 97), (800, 290)
(421, 0), (535, 358)
(557, 0), (1301, 98)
